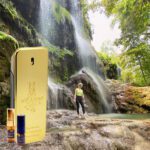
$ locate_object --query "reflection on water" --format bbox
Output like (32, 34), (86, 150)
(98, 113), (150, 120)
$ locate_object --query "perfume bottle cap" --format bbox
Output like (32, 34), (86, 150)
(17, 115), (25, 134)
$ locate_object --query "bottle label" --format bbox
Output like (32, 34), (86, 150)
(7, 130), (14, 138)
(17, 133), (25, 144)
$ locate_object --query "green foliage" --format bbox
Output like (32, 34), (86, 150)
(120, 43), (150, 86)
(99, 0), (150, 86)
(0, 31), (18, 45)
(51, 1), (71, 24)
(0, 0), (39, 46)
(97, 51), (119, 79)
(41, 38), (74, 82)
(0, 31), (19, 60)
(0, 32), (19, 81)
(41, 38), (74, 59)
(80, 0), (92, 39)
(0, 0), (18, 19)
(88, 0), (101, 11)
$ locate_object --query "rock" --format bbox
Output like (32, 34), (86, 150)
(66, 68), (112, 113)
(0, 31), (18, 124)
(0, 81), (10, 125)
(0, 32), (18, 81)
(105, 79), (150, 114)
(1, 110), (150, 150)
(11, 0), (40, 26)
(0, 0), (40, 46)
(48, 83), (75, 110)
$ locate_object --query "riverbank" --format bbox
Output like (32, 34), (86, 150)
(0, 110), (150, 150)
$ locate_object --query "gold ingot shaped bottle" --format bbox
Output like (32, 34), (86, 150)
(11, 47), (48, 144)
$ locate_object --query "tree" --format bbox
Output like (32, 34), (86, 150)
(91, 0), (150, 85)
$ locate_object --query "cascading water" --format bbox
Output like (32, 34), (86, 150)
(39, 0), (52, 38)
(39, 0), (112, 112)
(71, 0), (112, 112)
(71, 17), (98, 71)
(70, 0), (98, 71)
(39, 0), (60, 109)
(48, 78), (59, 109)
(81, 68), (112, 113)
(48, 78), (73, 110)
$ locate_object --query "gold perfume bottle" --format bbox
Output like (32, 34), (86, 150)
(7, 108), (15, 143)
(11, 47), (48, 143)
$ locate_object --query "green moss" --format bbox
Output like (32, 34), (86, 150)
(40, 37), (74, 83)
(41, 37), (74, 58)
(0, 23), (8, 33)
(0, 0), (40, 46)
(0, 31), (18, 45)
(80, 0), (92, 39)
(0, 31), (18, 82)
(51, 1), (71, 24)
(0, 0), (18, 19)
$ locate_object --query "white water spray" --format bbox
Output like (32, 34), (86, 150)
(39, 0), (61, 109)
(71, 0), (112, 112)
(39, 0), (52, 38)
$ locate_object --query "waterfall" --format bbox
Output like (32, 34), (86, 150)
(39, 0), (60, 110)
(71, 0), (112, 112)
(39, 0), (52, 38)
(39, 0), (112, 112)
(81, 68), (112, 113)
(48, 78), (73, 110)
(70, 0), (97, 72)
(71, 17), (98, 72)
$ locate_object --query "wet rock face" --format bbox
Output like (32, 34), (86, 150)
(0, 32), (18, 81)
(66, 69), (112, 113)
(48, 85), (75, 110)
(0, 0), (41, 47)
(0, 81), (10, 125)
(11, 0), (40, 26)
(1, 110), (150, 150)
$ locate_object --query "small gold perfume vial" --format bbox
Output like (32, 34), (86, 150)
(7, 108), (15, 143)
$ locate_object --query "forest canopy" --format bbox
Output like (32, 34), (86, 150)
(89, 0), (150, 86)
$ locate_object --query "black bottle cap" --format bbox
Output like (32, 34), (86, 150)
(17, 115), (25, 134)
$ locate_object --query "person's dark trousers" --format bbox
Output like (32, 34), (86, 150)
(76, 96), (85, 114)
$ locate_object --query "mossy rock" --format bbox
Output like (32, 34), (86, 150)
(0, 31), (18, 81)
(0, 31), (18, 59)
(125, 86), (150, 113)
(0, 0), (40, 46)
(51, 1), (71, 24)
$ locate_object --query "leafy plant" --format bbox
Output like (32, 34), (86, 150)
(91, 0), (150, 86)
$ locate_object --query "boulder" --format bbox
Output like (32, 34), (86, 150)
(66, 68), (112, 113)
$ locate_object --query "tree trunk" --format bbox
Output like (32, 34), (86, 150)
(137, 56), (147, 84)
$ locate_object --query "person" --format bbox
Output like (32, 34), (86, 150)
(74, 82), (85, 118)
